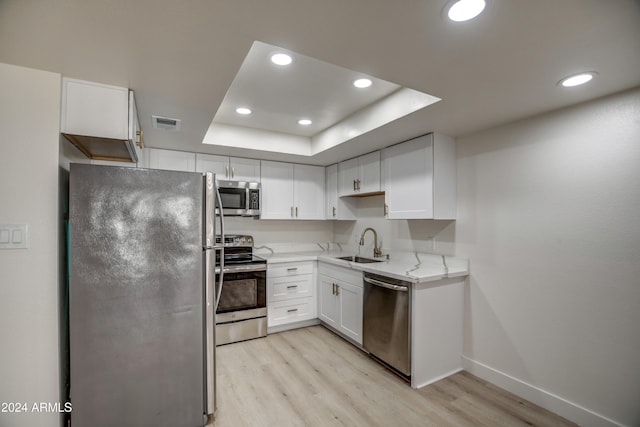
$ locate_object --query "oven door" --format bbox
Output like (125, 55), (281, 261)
(216, 267), (266, 323)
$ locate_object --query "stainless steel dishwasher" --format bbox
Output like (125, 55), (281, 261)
(363, 272), (412, 377)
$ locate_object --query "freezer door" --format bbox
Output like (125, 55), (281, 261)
(69, 164), (205, 427)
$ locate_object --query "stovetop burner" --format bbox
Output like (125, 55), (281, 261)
(215, 235), (266, 266)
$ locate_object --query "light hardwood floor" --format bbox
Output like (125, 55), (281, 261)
(210, 325), (576, 427)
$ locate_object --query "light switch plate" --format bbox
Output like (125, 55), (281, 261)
(0, 224), (28, 249)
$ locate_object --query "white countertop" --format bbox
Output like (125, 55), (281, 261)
(255, 244), (469, 284)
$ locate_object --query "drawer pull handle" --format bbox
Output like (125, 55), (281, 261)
(287, 267), (298, 271)
(287, 308), (298, 313)
(287, 285), (298, 289)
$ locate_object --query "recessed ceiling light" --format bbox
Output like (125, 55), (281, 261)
(445, 0), (486, 22)
(298, 119), (312, 126)
(271, 53), (293, 66)
(235, 107), (252, 115)
(353, 78), (373, 88)
(559, 71), (597, 88)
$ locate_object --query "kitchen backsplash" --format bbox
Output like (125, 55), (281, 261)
(227, 194), (456, 256)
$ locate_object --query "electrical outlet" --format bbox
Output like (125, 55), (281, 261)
(426, 237), (435, 252)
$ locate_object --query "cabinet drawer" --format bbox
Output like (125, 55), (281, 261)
(318, 262), (362, 286)
(268, 297), (317, 327)
(268, 274), (313, 302)
(267, 261), (314, 278)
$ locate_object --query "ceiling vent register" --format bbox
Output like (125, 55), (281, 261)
(152, 115), (182, 131)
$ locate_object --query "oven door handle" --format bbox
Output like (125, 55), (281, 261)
(219, 264), (267, 274)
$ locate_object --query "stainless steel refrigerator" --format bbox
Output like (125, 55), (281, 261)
(68, 164), (224, 427)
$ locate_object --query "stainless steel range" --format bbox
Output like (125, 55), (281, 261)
(215, 235), (267, 346)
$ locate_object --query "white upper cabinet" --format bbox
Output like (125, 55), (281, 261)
(383, 133), (456, 220)
(294, 164), (325, 220)
(260, 161), (295, 219)
(147, 148), (196, 172)
(195, 154), (227, 177)
(61, 78), (142, 164)
(338, 151), (381, 196)
(261, 161), (325, 220)
(62, 78), (129, 140)
(195, 154), (260, 181)
(325, 164), (357, 220)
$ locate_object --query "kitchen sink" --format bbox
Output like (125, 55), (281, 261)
(335, 255), (384, 263)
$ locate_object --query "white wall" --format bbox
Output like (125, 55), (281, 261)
(0, 63), (61, 427)
(455, 87), (640, 427)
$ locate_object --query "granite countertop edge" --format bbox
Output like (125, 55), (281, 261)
(257, 249), (469, 285)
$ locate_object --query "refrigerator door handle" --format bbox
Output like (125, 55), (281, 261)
(214, 182), (225, 309)
(204, 172), (225, 418)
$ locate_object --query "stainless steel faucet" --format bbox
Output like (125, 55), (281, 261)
(359, 227), (382, 258)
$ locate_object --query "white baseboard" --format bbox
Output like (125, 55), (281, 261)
(412, 367), (464, 390)
(267, 318), (320, 334)
(462, 356), (623, 427)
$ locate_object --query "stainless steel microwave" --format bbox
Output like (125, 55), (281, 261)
(217, 180), (261, 217)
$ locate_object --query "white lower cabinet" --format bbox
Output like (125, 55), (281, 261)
(318, 262), (363, 344)
(267, 261), (317, 330)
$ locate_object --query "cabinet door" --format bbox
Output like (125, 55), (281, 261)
(230, 157), (260, 182)
(61, 78), (129, 140)
(358, 151), (381, 194)
(318, 275), (339, 329)
(268, 274), (314, 302)
(260, 161), (294, 219)
(268, 297), (317, 327)
(384, 135), (434, 219)
(195, 153), (229, 177)
(338, 281), (363, 344)
(325, 164), (338, 219)
(338, 157), (359, 196)
(326, 164), (357, 220)
(294, 164), (325, 220)
(148, 148), (196, 172)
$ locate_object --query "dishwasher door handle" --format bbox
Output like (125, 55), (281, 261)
(364, 276), (409, 292)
